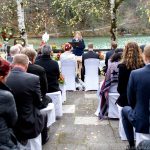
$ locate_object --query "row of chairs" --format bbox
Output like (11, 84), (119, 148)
(61, 58), (100, 91)
(19, 90), (65, 150)
(98, 89), (150, 147)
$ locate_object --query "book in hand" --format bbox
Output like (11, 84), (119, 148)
(68, 41), (80, 47)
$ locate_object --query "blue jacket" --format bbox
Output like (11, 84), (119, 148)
(72, 38), (85, 56)
(127, 64), (150, 133)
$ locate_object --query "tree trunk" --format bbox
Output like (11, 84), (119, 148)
(16, 0), (28, 44)
(110, 0), (124, 41)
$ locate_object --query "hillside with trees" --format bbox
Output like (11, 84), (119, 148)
(0, 0), (149, 37)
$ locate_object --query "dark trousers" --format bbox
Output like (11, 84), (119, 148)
(41, 114), (48, 144)
(122, 106), (136, 143)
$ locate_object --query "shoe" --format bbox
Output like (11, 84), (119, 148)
(42, 135), (50, 145)
(126, 145), (136, 150)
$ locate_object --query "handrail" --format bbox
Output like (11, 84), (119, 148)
(52, 48), (123, 53)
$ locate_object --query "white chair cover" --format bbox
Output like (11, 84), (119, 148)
(59, 84), (66, 103)
(46, 91), (63, 117)
(95, 81), (104, 116)
(117, 104), (127, 140)
(40, 103), (56, 127)
(99, 60), (105, 70)
(84, 58), (100, 91)
(18, 134), (42, 150)
(136, 133), (150, 147)
(108, 93), (119, 118)
(61, 60), (76, 91)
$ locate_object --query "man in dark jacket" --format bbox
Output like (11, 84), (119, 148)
(105, 41), (117, 72)
(35, 45), (60, 93)
(6, 54), (48, 145)
(22, 47), (52, 108)
(122, 44), (150, 149)
(81, 43), (99, 81)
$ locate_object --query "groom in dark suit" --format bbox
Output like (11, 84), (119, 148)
(81, 43), (99, 81)
(122, 44), (150, 149)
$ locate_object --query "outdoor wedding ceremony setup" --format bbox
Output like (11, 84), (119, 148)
(0, 0), (150, 150)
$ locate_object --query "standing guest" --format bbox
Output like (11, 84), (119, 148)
(22, 47), (52, 108)
(60, 43), (76, 61)
(6, 54), (49, 145)
(81, 43), (99, 81)
(116, 42), (144, 107)
(7, 45), (20, 63)
(122, 44), (150, 150)
(0, 58), (18, 150)
(72, 31), (85, 56)
(105, 41), (118, 72)
(35, 45), (60, 93)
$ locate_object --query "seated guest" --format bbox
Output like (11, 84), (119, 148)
(6, 54), (49, 145)
(105, 41), (118, 73)
(7, 45), (20, 63)
(116, 42), (144, 108)
(81, 43), (99, 81)
(122, 44), (150, 150)
(99, 50), (122, 118)
(60, 43), (76, 61)
(0, 58), (18, 150)
(35, 45), (60, 93)
(22, 47), (52, 108)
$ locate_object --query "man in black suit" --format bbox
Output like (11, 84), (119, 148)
(6, 54), (48, 145)
(105, 41), (117, 72)
(81, 43), (99, 81)
(122, 45), (150, 150)
(35, 45), (60, 93)
(22, 47), (52, 108)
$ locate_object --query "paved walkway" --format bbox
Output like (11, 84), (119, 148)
(43, 91), (127, 150)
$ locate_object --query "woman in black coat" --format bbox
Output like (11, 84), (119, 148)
(72, 31), (85, 56)
(0, 58), (18, 150)
(116, 42), (144, 107)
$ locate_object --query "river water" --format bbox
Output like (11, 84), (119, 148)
(28, 35), (150, 49)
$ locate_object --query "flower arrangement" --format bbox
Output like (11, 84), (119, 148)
(53, 52), (61, 61)
(51, 43), (57, 50)
(1, 27), (14, 42)
(58, 73), (65, 85)
(98, 51), (105, 60)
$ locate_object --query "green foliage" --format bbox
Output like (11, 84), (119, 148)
(51, 0), (110, 29)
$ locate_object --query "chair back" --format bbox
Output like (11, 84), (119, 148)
(84, 58), (99, 91)
(61, 60), (76, 91)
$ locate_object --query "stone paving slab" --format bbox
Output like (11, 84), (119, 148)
(43, 91), (128, 150)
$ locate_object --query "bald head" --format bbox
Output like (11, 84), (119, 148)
(143, 44), (150, 64)
(88, 43), (93, 51)
(111, 41), (117, 49)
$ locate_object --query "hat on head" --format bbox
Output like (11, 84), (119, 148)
(64, 43), (72, 51)
(41, 45), (52, 55)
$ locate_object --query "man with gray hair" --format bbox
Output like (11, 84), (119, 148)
(35, 44), (60, 92)
(7, 45), (20, 62)
(22, 47), (52, 108)
(6, 54), (49, 146)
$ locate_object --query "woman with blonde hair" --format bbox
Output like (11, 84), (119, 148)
(72, 31), (85, 56)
